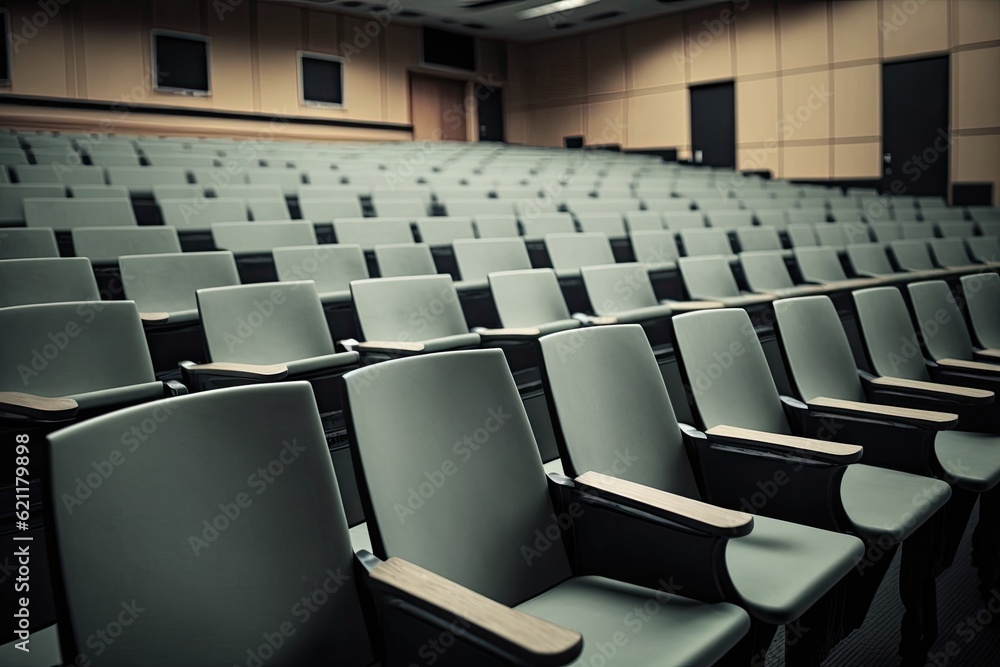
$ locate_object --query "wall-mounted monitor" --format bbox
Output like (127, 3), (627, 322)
(421, 27), (476, 72)
(299, 52), (344, 108)
(0, 9), (11, 86)
(152, 30), (210, 95)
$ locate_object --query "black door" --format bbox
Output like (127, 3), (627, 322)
(689, 81), (735, 169)
(882, 56), (950, 197)
(476, 84), (505, 143)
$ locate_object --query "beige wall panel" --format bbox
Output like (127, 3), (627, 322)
(384, 25), (418, 125)
(955, 0), (1000, 46)
(339, 17), (383, 121)
(4, 0), (69, 97)
(478, 39), (507, 82)
(587, 99), (626, 145)
(585, 29), (626, 95)
(626, 17), (686, 90)
(780, 70), (832, 142)
(255, 3), (301, 116)
(734, 1), (779, 77)
(527, 37), (586, 104)
(207, 0), (254, 112)
(831, 0), (880, 63)
(81, 0), (147, 103)
(506, 110), (528, 145)
(881, 0), (949, 58)
(953, 134), (1000, 205)
(955, 47), (1000, 130)
(685, 6), (735, 83)
(626, 90), (689, 148)
(153, 0), (202, 34)
(737, 77), (780, 144)
(832, 64), (880, 138)
(528, 105), (583, 147)
(834, 141), (881, 178)
(306, 10), (339, 53)
(778, 2), (830, 70)
(782, 144), (831, 178)
(738, 144), (780, 176)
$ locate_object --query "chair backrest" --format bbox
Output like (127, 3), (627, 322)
(0, 257), (100, 307)
(907, 280), (976, 362)
(247, 197), (291, 221)
(963, 273), (1000, 349)
(786, 224), (818, 248)
(539, 325), (702, 496)
(735, 227), (782, 252)
(520, 212), (575, 240)
(414, 217), (475, 245)
(272, 244), (369, 294)
(770, 296), (867, 402)
(630, 229), (681, 267)
(370, 197), (428, 218)
(447, 199), (515, 217)
(544, 232), (615, 271)
(121, 251), (240, 316)
(581, 263), (659, 315)
(706, 210), (754, 229)
(160, 198), (248, 231)
(452, 238), (530, 281)
(198, 281), (336, 364)
(14, 164), (105, 185)
(753, 209), (788, 230)
(641, 197), (693, 213)
(24, 197), (137, 230)
(71, 226), (182, 264)
(845, 243), (895, 276)
(351, 274), (469, 341)
(851, 287), (934, 381)
(152, 185), (206, 203)
(0, 301), (155, 396)
(787, 208), (829, 225)
(966, 236), (1000, 264)
(794, 246), (849, 283)
(575, 212), (627, 237)
(473, 213), (520, 238)
(672, 309), (792, 433)
(212, 221), (317, 253)
(936, 221), (975, 238)
(889, 240), (935, 271)
(333, 219), (413, 249)
(0, 227), (60, 258)
(298, 198), (365, 222)
(680, 228), (733, 257)
(489, 269), (572, 327)
(0, 184), (66, 223)
(662, 211), (706, 231)
(374, 243), (437, 277)
(899, 223), (934, 240)
(928, 238), (973, 268)
(678, 256), (740, 299)
(48, 382), (375, 666)
(342, 349), (573, 606)
(244, 168), (303, 195)
(814, 223), (864, 249)
(106, 166), (188, 194)
(70, 184), (130, 199)
(739, 251), (795, 292)
(564, 197), (639, 215)
(868, 223), (902, 243)
(624, 211), (664, 232)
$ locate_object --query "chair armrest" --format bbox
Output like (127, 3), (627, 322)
(575, 471), (753, 538)
(355, 341), (427, 354)
(705, 425), (863, 465)
(937, 358), (1000, 375)
(181, 361), (289, 391)
(139, 311), (170, 325)
(807, 396), (958, 431)
(662, 299), (725, 312)
(368, 556), (583, 666)
(867, 376), (994, 405)
(973, 349), (1000, 363)
(479, 327), (544, 340)
(0, 391), (78, 421)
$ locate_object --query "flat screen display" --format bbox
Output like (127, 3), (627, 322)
(154, 32), (210, 94)
(422, 27), (476, 72)
(301, 54), (344, 106)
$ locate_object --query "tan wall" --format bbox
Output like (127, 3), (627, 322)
(0, 0), (507, 141)
(507, 0), (1000, 202)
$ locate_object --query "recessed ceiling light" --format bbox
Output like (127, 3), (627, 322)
(517, 0), (602, 20)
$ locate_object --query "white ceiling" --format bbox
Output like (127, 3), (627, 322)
(264, 0), (728, 42)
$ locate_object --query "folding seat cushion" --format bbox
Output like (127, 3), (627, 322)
(964, 273), (1000, 349)
(342, 349), (749, 667)
(299, 197), (365, 222)
(105, 166), (187, 195)
(445, 198), (515, 217)
(488, 269), (581, 334)
(575, 212), (627, 238)
(414, 217), (475, 245)
(211, 221), (317, 255)
(630, 230), (680, 269)
(735, 226), (783, 252)
(473, 213), (520, 238)
(24, 197), (137, 230)
(452, 237), (531, 289)
(662, 211), (707, 231)
(0, 257), (99, 307)
(247, 197), (291, 220)
(706, 210), (754, 230)
(13, 164), (105, 185)
(160, 198), (248, 231)
(120, 251), (240, 325)
(520, 212), (575, 240)
(333, 219), (413, 249)
(272, 244), (368, 305)
(0, 184), (66, 224)
(641, 196), (694, 212)
(544, 232), (615, 277)
(71, 226), (182, 265)
(0, 227), (60, 259)
(374, 243), (437, 277)
(350, 275), (481, 353)
(679, 228), (734, 258)
(623, 211), (664, 232)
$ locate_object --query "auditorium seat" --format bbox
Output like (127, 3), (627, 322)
(24, 197), (137, 230)
(678, 256), (774, 307)
(575, 212), (627, 238)
(0, 227), (60, 258)
(928, 238), (982, 270)
(672, 307), (952, 661)
(966, 236), (1000, 267)
(120, 251), (240, 326)
(414, 217), (476, 245)
(679, 228), (735, 258)
(273, 244), (369, 305)
(370, 197), (429, 218)
(374, 243), (437, 277)
(160, 197), (248, 231)
(71, 226), (182, 265)
(580, 263), (704, 325)
(244, 168), (303, 196)
(0, 257), (99, 307)
(520, 212), (576, 240)
(106, 166), (188, 195)
(844, 243), (913, 283)
(538, 324), (864, 660)
(151, 184), (206, 202)
(889, 240), (968, 278)
(564, 197), (640, 215)
(68, 184), (128, 199)
(630, 229), (680, 269)
(211, 221), (317, 255)
(544, 232), (615, 278)
(869, 222), (904, 243)
(753, 209), (788, 230)
(786, 224), (818, 248)
(0, 184), (66, 225)
(735, 226), (783, 253)
(445, 198), (515, 217)
(814, 223), (868, 250)
(739, 251), (828, 297)
(624, 210), (664, 232)
(908, 280), (1000, 372)
(663, 211), (707, 231)
(453, 237), (531, 290)
(341, 349), (751, 666)
(488, 269), (582, 333)
(964, 274), (1000, 353)
(926, 208), (968, 223)
(705, 210), (754, 230)
(640, 196), (694, 212)
(13, 164), (105, 185)
(937, 221), (976, 238)
(247, 196), (292, 220)
(899, 222), (934, 240)
(787, 208), (830, 225)
(473, 213), (520, 238)
(333, 218), (414, 249)
(795, 247), (883, 289)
